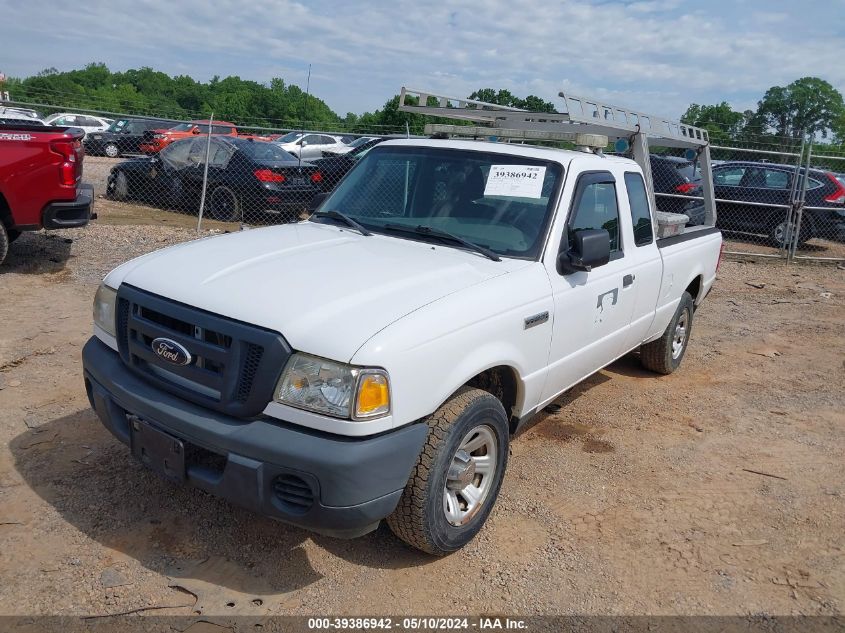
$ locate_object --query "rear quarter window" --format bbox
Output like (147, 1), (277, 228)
(624, 172), (653, 246)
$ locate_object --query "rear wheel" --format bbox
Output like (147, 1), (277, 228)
(640, 291), (694, 375)
(387, 387), (509, 556)
(104, 143), (120, 158)
(207, 186), (240, 222)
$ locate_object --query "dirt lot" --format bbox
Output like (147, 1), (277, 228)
(0, 218), (843, 619)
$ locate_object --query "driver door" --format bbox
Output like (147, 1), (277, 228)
(147, 139), (196, 208)
(540, 170), (636, 403)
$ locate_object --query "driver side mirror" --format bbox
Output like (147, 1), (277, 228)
(557, 229), (611, 275)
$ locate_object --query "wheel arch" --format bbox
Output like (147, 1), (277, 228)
(0, 191), (12, 230)
(459, 364), (523, 434)
(685, 275), (703, 306)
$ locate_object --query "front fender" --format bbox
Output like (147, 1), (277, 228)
(351, 263), (554, 428)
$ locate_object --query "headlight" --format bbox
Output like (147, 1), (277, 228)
(154, 133), (167, 139)
(275, 353), (390, 420)
(93, 283), (118, 337)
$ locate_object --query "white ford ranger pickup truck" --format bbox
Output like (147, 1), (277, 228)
(82, 136), (722, 555)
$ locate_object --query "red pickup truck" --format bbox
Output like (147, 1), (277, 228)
(0, 124), (94, 265)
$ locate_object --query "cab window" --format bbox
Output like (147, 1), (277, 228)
(568, 174), (620, 253)
(624, 172), (653, 246)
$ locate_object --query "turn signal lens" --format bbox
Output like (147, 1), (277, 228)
(355, 372), (390, 418)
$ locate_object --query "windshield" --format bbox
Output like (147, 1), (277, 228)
(347, 136), (374, 149)
(313, 146), (562, 259)
(239, 141), (296, 162)
(108, 119), (130, 132)
(276, 131), (303, 143)
(168, 123), (195, 132)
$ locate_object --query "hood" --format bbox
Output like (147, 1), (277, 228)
(108, 222), (527, 361)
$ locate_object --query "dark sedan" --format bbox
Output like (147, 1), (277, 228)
(650, 154), (705, 225)
(312, 137), (386, 191)
(106, 136), (324, 222)
(84, 118), (175, 157)
(711, 161), (845, 246)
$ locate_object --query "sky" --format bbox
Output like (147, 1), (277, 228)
(1, 0), (844, 120)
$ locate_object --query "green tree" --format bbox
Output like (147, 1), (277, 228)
(681, 101), (745, 142)
(469, 88), (556, 112)
(6, 63), (341, 130)
(750, 77), (845, 139)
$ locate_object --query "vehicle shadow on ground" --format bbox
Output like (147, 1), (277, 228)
(601, 352), (658, 379)
(516, 353), (662, 437)
(1, 232), (72, 275)
(515, 370), (613, 437)
(10, 409), (436, 599)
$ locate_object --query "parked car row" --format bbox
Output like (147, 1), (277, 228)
(649, 154), (845, 246)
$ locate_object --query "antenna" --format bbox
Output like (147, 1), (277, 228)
(298, 64), (311, 169)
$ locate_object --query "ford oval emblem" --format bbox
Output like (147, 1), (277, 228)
(151, 337), (192, 366)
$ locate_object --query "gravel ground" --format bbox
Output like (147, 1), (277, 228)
(0, 222), (843, 619)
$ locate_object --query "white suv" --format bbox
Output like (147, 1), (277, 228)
(274, 132), (346, 159)
(44, 113), (112, 136)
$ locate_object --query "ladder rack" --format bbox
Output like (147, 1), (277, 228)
(397, 86), (717, 227)
(398, 87), (709, 148)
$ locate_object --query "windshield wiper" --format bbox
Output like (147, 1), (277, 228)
(313, 210), (372, 236)
(383, 223), (501, 262)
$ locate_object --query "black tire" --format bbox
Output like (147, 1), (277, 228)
(104, 143), (120, 158)
(387, 387), (509, 556)
(770, 218), (810, 248)
(640, 291), (694, 375)
(110, 171), (129, 201)
(0, 223), (9, 267)
(207, 186), (241, 222)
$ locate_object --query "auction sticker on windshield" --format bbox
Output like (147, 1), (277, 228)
(484, 165), (546, 198)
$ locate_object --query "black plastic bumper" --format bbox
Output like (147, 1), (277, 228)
(43, 184), (94, 229)
(82, 337), (427, 538)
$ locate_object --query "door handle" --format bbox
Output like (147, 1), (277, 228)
(623, 274), (635, 288)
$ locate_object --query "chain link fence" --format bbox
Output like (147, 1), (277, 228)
(84, 116), (401, 230)
(19, 100), (837, 263)
(648, 138), (845, 262)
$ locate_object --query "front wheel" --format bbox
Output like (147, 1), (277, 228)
(110, 171), (129, 201)
(770, 218), (810, 248)
(640, 291), (694, 375)
(104, 143), (120, 158)
(387, 387), (509, 556)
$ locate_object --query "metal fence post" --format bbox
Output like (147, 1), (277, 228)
(789, 140), (813, 264)
(196, 113), (214, 233)
(780, 136), (805, 259)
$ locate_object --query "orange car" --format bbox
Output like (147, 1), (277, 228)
(139, 120), (238, 154)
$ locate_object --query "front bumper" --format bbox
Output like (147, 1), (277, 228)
(82, 336), (427, 538)
(42, 184), (94, 229)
